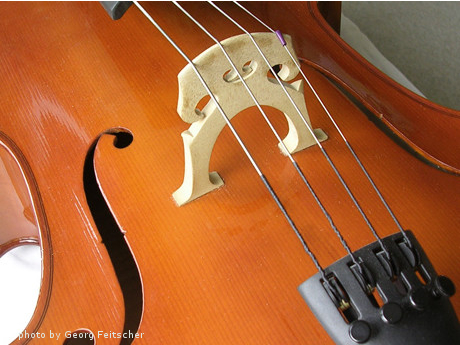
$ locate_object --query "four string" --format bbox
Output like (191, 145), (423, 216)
(209, 1), (394, 266)
(233, 0), (413, 252)
(132, 1), (409, 281)
(172, 1), (362, 271)
(133, 0), (329, 283)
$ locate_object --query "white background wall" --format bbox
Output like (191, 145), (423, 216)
(343, 2), (460, 110)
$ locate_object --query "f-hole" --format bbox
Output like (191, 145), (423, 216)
(82, 128), (142, 345)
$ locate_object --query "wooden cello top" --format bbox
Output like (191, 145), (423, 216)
(0, 2), (458, 344)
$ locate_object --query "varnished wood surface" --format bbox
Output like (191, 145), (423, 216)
(248, 2), (460, 173)
(0, 2), (458, 344)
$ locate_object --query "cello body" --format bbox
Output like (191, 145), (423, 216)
(0, 2), (458, 344)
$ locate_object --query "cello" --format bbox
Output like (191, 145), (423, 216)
(0, 2), (458, 344)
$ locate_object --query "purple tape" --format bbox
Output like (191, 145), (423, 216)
(275, 30), (286, 46)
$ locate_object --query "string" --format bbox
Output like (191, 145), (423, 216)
(209, 1), (393, 262)
(234, 1), (413, 250)
(132, 1), (328, 283)
(172, 1), (361, 269)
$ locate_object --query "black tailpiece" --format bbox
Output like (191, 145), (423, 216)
(298, 231), (460, 344)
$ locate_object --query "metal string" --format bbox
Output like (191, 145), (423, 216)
(234, 1), (413, 249)
(209, 1), (392, 260)
(172, 1), (361, 268)
(132, 1), (328, 282)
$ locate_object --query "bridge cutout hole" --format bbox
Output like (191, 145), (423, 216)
(222, 68), (236, 82)
(222, 60), (257, 83)
(242, 60), (256, 73)
(195, 95), (211, 117)
(267, 64), (290, 80)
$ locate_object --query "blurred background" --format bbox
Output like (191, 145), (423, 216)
(342, 2), (460, 110)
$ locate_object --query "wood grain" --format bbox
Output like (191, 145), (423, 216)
(0, 2), (458, 344)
